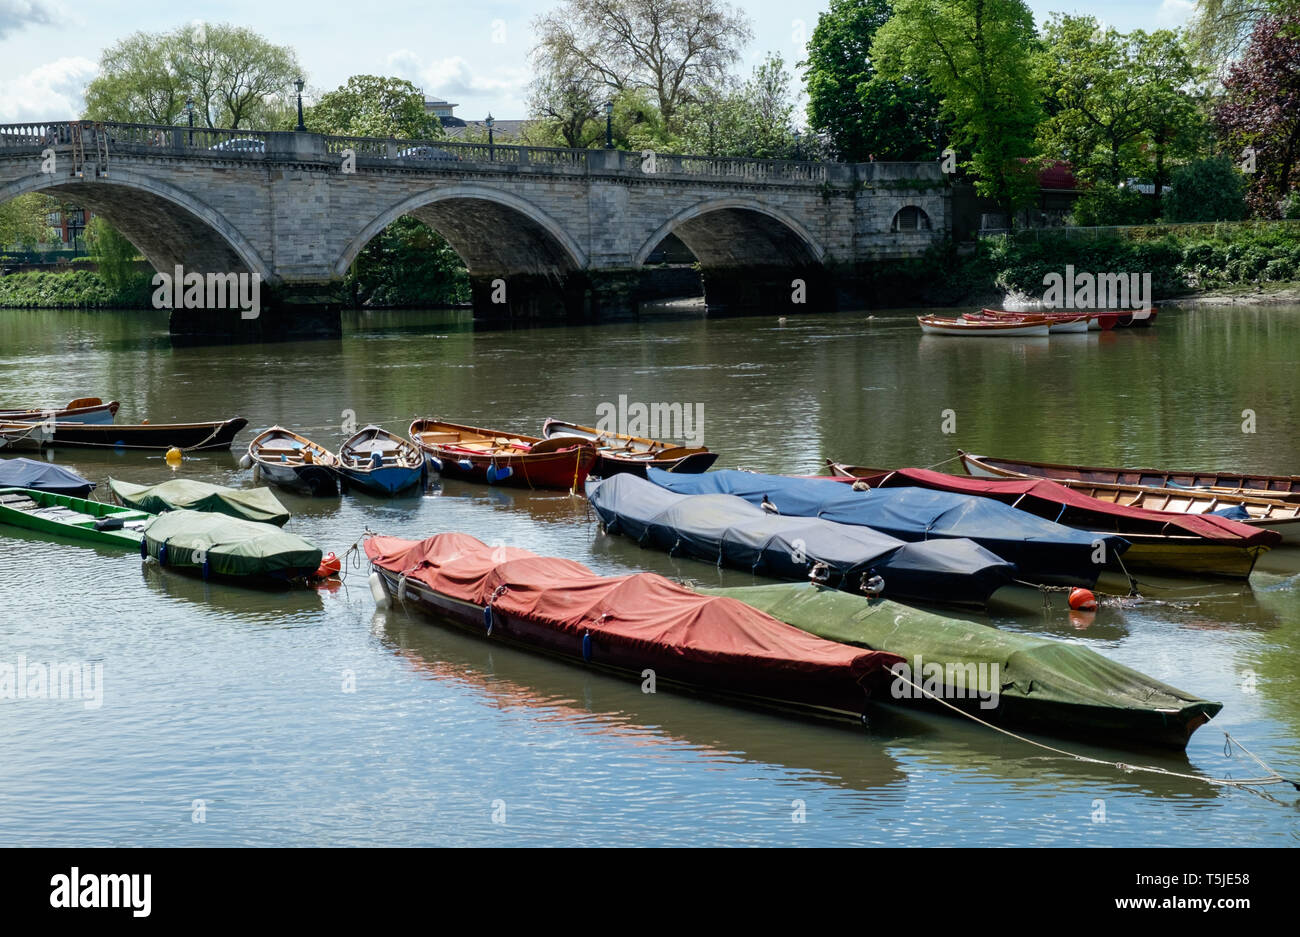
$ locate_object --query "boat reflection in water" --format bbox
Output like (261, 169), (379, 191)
(139, 560), (326, 623)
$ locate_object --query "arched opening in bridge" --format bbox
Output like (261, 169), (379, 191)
(891, 206), (932, 232)
(635, 202), (829, 315)
(340, 190), (588, 323)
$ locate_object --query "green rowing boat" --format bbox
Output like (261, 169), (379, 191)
(109, 477), (291, 526)
(698, 582), (1221, 750)
(0, 486), (150, 548)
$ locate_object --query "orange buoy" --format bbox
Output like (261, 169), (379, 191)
(1068, 587), (1098, 611)
(315, 551), (342, 579)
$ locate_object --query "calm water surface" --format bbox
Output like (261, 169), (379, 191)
(1, 305), (1299, 846)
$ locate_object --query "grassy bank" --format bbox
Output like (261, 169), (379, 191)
(0, 269), (152, 308)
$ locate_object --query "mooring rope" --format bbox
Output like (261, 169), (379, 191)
(887, 668), (1299, 795)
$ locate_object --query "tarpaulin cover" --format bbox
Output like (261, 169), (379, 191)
(862, 468), (1281, 547)
(364, 532), (902, 682)
(699, 582), (1219, 715)
(646, 468), (1127, 587)
(110, 477), (290, 526)
(143, 509), (321, 578)
(586, 473), (1014, 606)
(0, 457), (94, 496)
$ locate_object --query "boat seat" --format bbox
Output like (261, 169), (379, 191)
(420, 432), (461, 444)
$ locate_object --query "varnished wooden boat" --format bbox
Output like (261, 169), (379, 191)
(0, 397), (119, 424)
(917, 315), (1050, 337)
(0, 417), (247, 451)
(337, 425), (427, 495)
(960, 452), (1300, 542)
(410, 419), (596, 490)
(960, 451), (1300, 501)
(967, 311), (1089, 333)
(247, 426), (340, 496)
(541, 418), (718, 478)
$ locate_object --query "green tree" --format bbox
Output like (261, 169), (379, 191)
(1164, 157), (1248, 221)
(305, 75), (442, 139)
(0, 194), (56, 251)
(85, 217), (148, 294)
(802, 0), (943, 161)
(676, 53), (797, 158)
(344, 217), (468, 307)
(83, 23), (300, 128)
(872, 0), (1043, 219)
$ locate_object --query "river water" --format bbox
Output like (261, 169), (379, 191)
(1, 304), (1298, 846)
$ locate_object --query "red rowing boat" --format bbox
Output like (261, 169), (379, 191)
(409, 419), (597, 490)
(365, 532), (903, 722)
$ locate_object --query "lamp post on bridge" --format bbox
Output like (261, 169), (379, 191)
(185, 97), (194, 146)
(604, 100), (613, 149)
(793, 129), (801, 161)
(294, 78), (305, 131)
(485, 114), (495, 161)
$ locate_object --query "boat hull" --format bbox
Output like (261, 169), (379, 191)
(0, 418), (247, 451)
(336, 464), (425, 495)
(541, 418), (718, 478)
(0, 401), (119, 425)
(0, 487), (148, 549)
(257, 460), (338, 496)
(411, 419), (596, 490)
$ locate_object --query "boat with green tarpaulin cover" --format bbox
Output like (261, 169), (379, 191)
(109, 477), (291, 526)
(698, 582), (1221, 750)
(141, 509), (322, 583)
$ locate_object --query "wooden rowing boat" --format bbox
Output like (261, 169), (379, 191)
(337, 425), (427, 495)
(980, 308), (1158, 330)
(840, 466), (1279, 580)
(409, 419), (597, 490)
(0, 417), (247, 451)
(917, 315), (1050, 337)
(541, 418), (718, 478)
(0, 397), (119, 424)
(366, 532), (903, 724)
(0, 487), (149, 548)
(959, 451), (1300, 501)
(247, 426), (340, 496)
(960, 452), (1300, 543)
(966, 311), (1090, 333)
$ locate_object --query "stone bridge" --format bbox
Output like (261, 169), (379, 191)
(0, 121), (949, 340)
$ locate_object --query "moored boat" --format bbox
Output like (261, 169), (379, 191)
(108, 477), (291, 526)
(854, 467), (1281, 579)
(365, 531), (904, 724)
(246, 426), (340, 496)
(409, 418), (596, 490)
(141, 509), (323, 583)
(541, 417), (718, 477)
(0, 397), (119, 424)
(968, 310), (1090, 333)
(959, 452), (1300, 543)
(917, 315), (1050, 337)
(645, 467), (1128, 588)
(701, 582), (1221, 750)
(0, 487), (149, 548)
(586, 472), (1015, 608)
(960, 450), (1300, 501)
(0, 457), (95, 497)
(0, 417), (247, 451)
(337, 424), (427, 495)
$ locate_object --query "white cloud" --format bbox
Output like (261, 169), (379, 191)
(1155, 0), (1196, 26)
(385, 50), (529, 114)
(0, 56), (97, 122)
(0, 0), (57, 39)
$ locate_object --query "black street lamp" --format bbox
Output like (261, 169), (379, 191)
(604, 100), (614, 149)
(294, 77), (305, 131)
(185, 97), (194, 146)
(485, 113), (495, 160)
(793, 129), (801, 161)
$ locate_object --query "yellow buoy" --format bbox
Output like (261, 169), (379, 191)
(165, 447), (183, 465)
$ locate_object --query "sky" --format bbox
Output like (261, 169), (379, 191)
(0, 0), (1198, 126)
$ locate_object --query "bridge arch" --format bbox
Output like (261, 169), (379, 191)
(0, 170), (273, 281)
(634, 197), (826, 268)
(335, 184), (587, 279)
